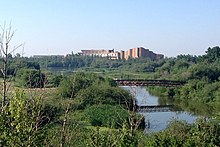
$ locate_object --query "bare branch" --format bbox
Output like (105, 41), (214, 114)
(9, 44), (23, 54)
(0, 23), (22, 112)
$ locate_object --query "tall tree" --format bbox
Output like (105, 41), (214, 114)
(0, 24), (23, 112)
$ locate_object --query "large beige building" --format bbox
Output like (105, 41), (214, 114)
(78, 47), (164, 60)
(78, 49), (120, 59)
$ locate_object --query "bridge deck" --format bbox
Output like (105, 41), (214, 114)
(137, 105), (173, 113)
(114, 79), (185, 87)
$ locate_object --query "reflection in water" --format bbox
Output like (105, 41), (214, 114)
(157, 96), (175, 105)
(122, 86), (197, 132)
(142, 112), (197, 132)
(174, 100), (213, 116)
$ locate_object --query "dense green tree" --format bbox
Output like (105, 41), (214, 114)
(176, 54), (197, 63)
(50, 74), (63, 87)
(189, 64), (220, 82)
(58, 72), (114, 98)
(84, 104), (129, 128)
(144, 119), (220, 147)
(205, 46), (220, 62)
(16, 68), (45, 88)
(0, 90), (45, 146)
(75, 83), (132, 109)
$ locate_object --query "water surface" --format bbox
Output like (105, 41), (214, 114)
(122, 86), (197, 132)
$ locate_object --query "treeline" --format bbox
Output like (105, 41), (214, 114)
(146, 46), (220, 115)
(0, 52), (165, 88)
(0, 55), (64, 88)
(152, 46), (220, 81)
(29, 53), (164, 72)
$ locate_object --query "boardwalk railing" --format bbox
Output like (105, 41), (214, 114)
(137, 105), (173, 113)
(114, 79), (185, 87)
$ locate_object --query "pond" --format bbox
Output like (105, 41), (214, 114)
(122, 86), (198, 132)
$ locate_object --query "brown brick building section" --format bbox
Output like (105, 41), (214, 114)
(124, 47), (164, 60)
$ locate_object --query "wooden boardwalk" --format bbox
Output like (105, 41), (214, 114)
(137, 105), (173, 113)
(114, 79), (185, 87)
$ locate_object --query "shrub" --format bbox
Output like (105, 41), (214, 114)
(75, 84), (132, 109)
(84, 104), (129, 128)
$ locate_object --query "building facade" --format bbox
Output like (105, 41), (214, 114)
(78, 47), (164, 60)
(124, 47), (164, 60)
(78, 49), (120, 59)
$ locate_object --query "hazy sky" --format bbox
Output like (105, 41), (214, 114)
(1, 0), (220, 57)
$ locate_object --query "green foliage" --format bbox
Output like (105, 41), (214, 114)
(189, 63), (220, 82)
(176, 54), (197, 63)
(0, 90), (44, 146)
(177, 79), (220, 104)
(88, 127), (120, 147)
(42, 123), (92, 146)
(148, 86), (176, 99)
(88, 125), (139, 147)
(144, 133), (182, 147)
(117, 124), (139, 147)
(41, 103), (63, 124)
(50, 74), (63, 87)
(75, 84), (132, 109)
(144, 120), (220, 147)
(146, 46), (220, 116)
(204, 46), (220, 63)
(16, 68), (45, 88)
(45, 73), (63, 87)
(84, 105), (128, 128)
(58, 72), (107, 98)
(0, 57), (41, 78)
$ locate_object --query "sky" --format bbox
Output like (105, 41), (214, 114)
(0, 0), (220, 57)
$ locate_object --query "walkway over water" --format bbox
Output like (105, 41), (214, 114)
(122, 86), (197, 131)
(137, 105), (173, 113)
(114, 79), (185, 87)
